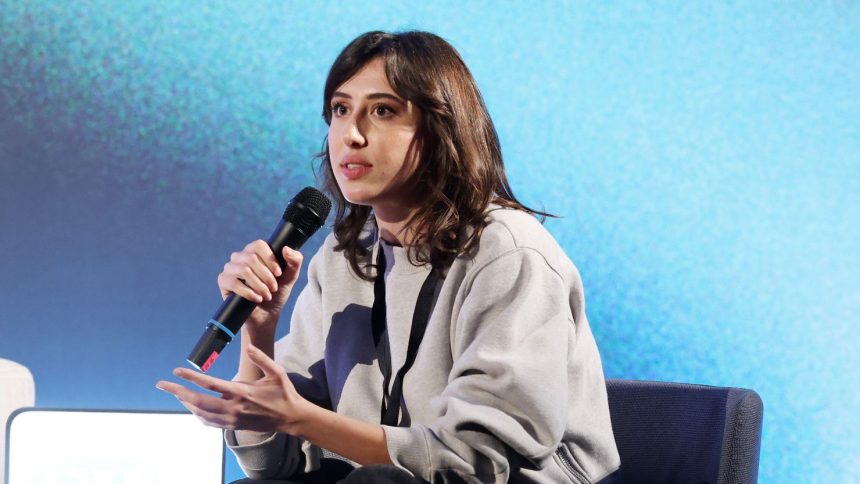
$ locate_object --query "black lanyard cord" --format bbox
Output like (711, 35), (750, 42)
(371, 245), (441, 426)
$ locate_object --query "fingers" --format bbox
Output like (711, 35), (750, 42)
(180, 397), (237, 429)
(246, 344), (287, 381)
(217, 241), (304, 306)
(230, 251), (277, 300)
(218, 270), (264, 303)
(156, 381), (237, 429)
(246, 239), (283, 279)
(280, 247), (304, 285)
(218, 240), (283, 303)
(157, 359), (296, 433)
(155, 380), (230, 414)
(172, 367), (239, 396)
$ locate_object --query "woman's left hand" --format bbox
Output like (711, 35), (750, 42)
(156, 344), (308, 434)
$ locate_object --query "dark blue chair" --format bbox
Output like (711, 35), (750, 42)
(606, 379), (763, 484)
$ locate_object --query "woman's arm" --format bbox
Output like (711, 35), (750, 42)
(156, 344), (391, 466)
(158, 239), (333, 479)
(384, 248), (574, 482)
(216, 240), (305, 384)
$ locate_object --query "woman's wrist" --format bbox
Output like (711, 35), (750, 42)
(242, 323), (277, 347)
(279, 395), (317, 437)
(235, 326), (277, 383)
(281, 400), (392, 465)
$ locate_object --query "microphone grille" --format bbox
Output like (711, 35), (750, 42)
(283, 187), (332, 234)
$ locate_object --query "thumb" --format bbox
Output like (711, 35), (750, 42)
(278, 247), (304, 284)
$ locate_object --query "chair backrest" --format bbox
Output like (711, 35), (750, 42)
(605, 379), (763, 484)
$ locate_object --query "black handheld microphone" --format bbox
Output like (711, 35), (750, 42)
(187, 187), (332, 372)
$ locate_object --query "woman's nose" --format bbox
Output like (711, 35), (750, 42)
(342, 118), (367, 148)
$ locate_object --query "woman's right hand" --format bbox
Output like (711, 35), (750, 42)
(216, 240), (304, 333)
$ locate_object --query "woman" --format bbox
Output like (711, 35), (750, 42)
(158, 31), (620, 483)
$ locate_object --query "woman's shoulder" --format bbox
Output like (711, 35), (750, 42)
(479, 206), (558, 252)
(467, 206), (574, 274)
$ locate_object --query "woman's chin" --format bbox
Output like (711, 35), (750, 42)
(340, 189), (376, 207)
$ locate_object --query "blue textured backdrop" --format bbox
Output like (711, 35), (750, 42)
(1, 1), (857, 482)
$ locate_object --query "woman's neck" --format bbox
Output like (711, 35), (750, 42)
(373, 203), (419, 247)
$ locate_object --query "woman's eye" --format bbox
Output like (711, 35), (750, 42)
(373, 105), (394, 117)
(331, 103), (348, 116)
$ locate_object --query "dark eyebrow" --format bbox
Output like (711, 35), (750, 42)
(331, 91), (405, 104)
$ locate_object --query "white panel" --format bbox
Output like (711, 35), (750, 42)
(0, 359), (35, 482)
(6, 411), (222, 484)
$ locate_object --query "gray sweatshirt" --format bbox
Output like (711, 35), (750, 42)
(226, 207), (620, 483)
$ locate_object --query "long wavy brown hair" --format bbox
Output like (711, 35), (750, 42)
(317, 31), (551, 280)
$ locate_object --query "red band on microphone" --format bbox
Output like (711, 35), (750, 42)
(200, 351), (220, 372)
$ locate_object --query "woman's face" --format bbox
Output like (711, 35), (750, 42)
(328, 57), (422, 213)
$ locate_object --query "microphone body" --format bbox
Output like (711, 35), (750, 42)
(187, 187), (331, 372)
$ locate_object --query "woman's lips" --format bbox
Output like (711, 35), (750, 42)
(340, 157), (372, 180)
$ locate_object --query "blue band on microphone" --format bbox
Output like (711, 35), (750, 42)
(208, 319), (236, 341)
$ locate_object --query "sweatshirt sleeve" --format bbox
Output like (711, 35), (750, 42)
(225, 247), (331, 480)
(385, 248), (572, 483)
